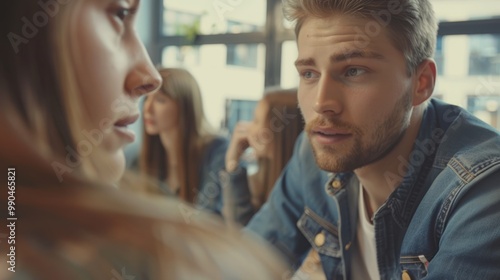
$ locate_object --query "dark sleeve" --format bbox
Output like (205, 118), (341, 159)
(220, 166), (256, 226)
(195, 136), (229, 215)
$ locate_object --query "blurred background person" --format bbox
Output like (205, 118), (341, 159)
(222, 88), (304, 225)
(139, 67), (228, 215)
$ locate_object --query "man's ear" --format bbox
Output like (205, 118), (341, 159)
(412, 59), (437, 106)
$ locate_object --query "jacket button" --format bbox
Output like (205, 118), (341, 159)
(402, 270), (411, 280)
(314, 232), (325, 247)
(331, 179), (341, 189)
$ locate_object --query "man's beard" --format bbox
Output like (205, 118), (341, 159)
(305, 91), (413, 173)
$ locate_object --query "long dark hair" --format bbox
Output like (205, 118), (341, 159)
(1, 1), (75, 165)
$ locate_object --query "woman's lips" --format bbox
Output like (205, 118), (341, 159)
(114, 126), (136, 143)
(114, 114), (139, 143)
(115, 114), (139, 127)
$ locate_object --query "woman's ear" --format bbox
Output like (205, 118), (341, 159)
(412, 59), (437, 106)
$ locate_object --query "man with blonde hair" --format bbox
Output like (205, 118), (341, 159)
(247, 0), (500, 279)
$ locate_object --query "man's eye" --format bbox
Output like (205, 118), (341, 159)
(345, 68), (366, 77)
(301, 71), (318, 80)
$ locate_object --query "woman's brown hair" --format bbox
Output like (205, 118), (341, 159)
(253, 88), (303, 207)
(0, 0), (118, 183)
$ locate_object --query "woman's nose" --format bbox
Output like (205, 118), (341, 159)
(125, 36), (162, 98)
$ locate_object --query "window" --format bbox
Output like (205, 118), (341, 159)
(432, 0), (500, 21)
(154, 0), (293, 129)
(435, 36), (445, 75)
(435, 34), (500, 126)
(423, 0), (500, 127)
(469, 35), (500, 76)
(467, 96), (500, 129)
(224, 99), (259, 135)
(162, 44), (266, 129)
(227, 44), (259, 68)
(280, 40), (299, 89)
(162, 0), (267, 36)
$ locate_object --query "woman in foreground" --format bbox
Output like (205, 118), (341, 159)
(0, 1), (286, 279)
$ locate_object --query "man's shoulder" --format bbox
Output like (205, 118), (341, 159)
(430, 99), (500, 173)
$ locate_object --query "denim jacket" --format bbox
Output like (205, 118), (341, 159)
(247, 99), (500, 280)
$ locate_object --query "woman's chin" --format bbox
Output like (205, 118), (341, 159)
(92, 149), (126, 185)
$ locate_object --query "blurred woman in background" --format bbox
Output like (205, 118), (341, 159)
(140, 68), (228, 215)
(222, 88), (304, 225)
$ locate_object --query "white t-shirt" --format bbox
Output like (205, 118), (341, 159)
(351, 183), (380, 280)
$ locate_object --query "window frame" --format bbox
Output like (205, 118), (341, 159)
(151, 0), (500, 88)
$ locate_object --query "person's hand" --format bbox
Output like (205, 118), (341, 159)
(225, 121), (251, 172)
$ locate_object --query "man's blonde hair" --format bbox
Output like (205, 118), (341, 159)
(283, 0), (438, 75)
